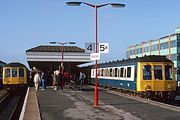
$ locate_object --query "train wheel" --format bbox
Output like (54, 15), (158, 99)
(145, 91), (152, 99)
(169, 91), (176, 101)
(162, 92), (168, 101)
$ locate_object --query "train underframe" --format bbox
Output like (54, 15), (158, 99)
(97, 83), (176, 101)
(4, 84), (27, 92)
(139, 90), (176, 101)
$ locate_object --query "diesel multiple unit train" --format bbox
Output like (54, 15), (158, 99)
(88, 55), (176, 100)
(2, 62), (29, 91)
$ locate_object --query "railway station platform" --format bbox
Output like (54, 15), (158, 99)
(22, 85), (180, 120)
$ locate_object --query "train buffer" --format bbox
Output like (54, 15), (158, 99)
(21, 85), (180, 120)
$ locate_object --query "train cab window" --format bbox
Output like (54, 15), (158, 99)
(19, 68), (24, 77)
(127, 67), (131, 78)
(120, 68), (124, 77)
(115, 68), (118, 77)
(143, 65), (152, 80)
(154, 65), (162, 80)
(5, 68), (10, 77)
(12, 68), (17, 77)
(165, 65), (172, 80)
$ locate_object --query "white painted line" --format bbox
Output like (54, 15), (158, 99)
(19, 87), (30, 120)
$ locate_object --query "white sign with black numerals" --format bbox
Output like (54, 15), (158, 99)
(85, 42), (95, 53)
(99, 43), (109, 53)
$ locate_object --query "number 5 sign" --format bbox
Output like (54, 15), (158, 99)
(99, 43), (109, 53)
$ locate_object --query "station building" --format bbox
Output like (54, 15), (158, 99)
(26, 45), (91, 73)
(126, 27), (180, 86)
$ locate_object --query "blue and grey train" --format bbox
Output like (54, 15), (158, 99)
(88, 55), (176, 100)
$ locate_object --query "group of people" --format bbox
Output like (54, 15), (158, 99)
(32, 70), (47, 92)
(31, 68), (86, 92)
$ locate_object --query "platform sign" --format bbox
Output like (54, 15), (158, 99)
(85, 42), (95, 53)
(90, 53), (100, 60)
(99, 43), (109, 53)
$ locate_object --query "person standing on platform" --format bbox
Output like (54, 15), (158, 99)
(41, 71), (46, 90)
(78, 71), (83, 90)
(53, 70), (60, 91)
(33, 71), (41, 92)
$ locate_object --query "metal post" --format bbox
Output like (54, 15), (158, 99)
(66, 1), (125, 107)
(94, 6), (98, 106)
(61, 44), (64, 90)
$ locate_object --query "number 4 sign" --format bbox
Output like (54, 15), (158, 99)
(85, 43), (95, 53)
(99, 43), (109, 53)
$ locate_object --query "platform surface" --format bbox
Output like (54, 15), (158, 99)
(37, 85), (180, 120)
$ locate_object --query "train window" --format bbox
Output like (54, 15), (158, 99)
(124, 69), (126, 78)
(92, 69), (94, 76)
(105, 69), (108, 76)
(12, 68), (17, 77)
(154, 65), (162, 80)
(115, 68), (118, 77)
(120, 68), (124, 77)
(5, 68), (10, 77)
(19, 68), (24, 77)
(127, 67), (131, 78)
(143, 65), (152, 80)
(110, 68), (112, 77)
(101, 69), (104, 76)
(118, 69), (121, 77)
(98, 69), (100, 76)
(165, 65), (172, 80)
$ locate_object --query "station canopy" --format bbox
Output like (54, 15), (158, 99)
(26, 45), (91, 71)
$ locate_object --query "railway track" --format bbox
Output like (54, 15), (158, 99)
(0, 88), (27, 120)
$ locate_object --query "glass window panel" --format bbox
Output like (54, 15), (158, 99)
(152, 44), (158, 51)
(127, 67), (131, 78)
(110, 68), (112, 77)
(170, 54), (177, 61)
(105, 69), (108, 76)
(124, 69), (126, 78)
(5, 68), (10, 77)
(19, 68), (24, 77)
(115, 68), (118, 77)
(143, 65), (152, 80)
(120, 68), (124, 77)
(160, 42), (169, 50)
(165, 65), (172, 80)
(101, 69), (104, 76)
(154, 65), (162, 80)
(98, 69), (100, 76)
(12, 68), (17, 77)
(170, 40), (177, 48)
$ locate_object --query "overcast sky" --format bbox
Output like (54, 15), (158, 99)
(0, 0), (180, 67)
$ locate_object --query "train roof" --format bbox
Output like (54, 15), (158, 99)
(91, 55), (173, 68)
(4, 62), (27, 68)
(0, 61), (6, 67)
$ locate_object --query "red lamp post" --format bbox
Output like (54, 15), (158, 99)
(49, 41), (76, 89)
(66, 2), (125, 107)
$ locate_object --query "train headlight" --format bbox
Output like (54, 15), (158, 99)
(167, 84), (172, 89)
(145, 85), (152, 91)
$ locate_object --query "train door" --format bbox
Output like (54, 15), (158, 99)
(152, 63), (164, 91)
(136, 62), (153, 92)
